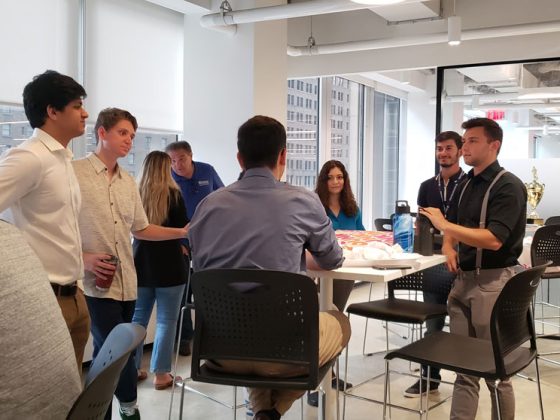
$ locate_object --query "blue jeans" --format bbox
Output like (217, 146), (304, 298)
(133, 284), (185, 373)
(85, 296), (137, 420)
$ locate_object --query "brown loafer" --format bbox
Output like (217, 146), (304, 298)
(137, 370), (148, 381)
(154, 374), (182, 390)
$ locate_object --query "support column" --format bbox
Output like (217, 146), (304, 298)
(183, 1), (287, 184)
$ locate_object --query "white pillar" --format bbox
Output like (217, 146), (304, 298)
(183, 1), (287, 184)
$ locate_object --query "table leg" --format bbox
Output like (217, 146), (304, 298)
(319, 277), (335, 420)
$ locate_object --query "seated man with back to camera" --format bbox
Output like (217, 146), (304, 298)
(187, 115), (351, 420)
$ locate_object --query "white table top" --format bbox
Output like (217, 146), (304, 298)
(311, 253), (447, 420)
(307, 254), (447, 282)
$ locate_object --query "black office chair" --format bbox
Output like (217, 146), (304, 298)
(375, 218), (393, 232)
(66, 323), (146, 420)
(176, 269), (340, 420)
(531, 225), (560, 365)
(342, 263), (454, 417)
(383, 263), (549, 420)
(545, 216), (560, 225)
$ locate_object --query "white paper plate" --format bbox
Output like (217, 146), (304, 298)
(342, 258), (383, 267)
(342, 253), (421, 268)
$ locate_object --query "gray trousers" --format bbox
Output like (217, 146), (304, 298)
(448, 266), (522, 420)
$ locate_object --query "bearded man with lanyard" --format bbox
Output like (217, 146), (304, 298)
(420, 117), (526, 420)
(403, 130), (466, 398)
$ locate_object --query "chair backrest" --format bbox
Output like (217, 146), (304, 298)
(66, 323), (146, 420)
(191, 269), (319, 384)
(530, 225), (560, 266)
(388, 263), (453, 299)
(374, 218), (393, 232)
(490, 264), (549, 377)
(545, 216), (560, 226)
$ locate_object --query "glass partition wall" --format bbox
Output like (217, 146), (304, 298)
(436, 57), (560, 220)
(438, 58), (560, 158)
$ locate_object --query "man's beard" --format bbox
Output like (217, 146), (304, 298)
(439, 162), (453, 168)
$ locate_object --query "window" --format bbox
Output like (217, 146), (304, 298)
(285, 77), (402, 223)
(286, 78), (320, 190)
(319, 77), (364, 205)
(0, 104), (32, 155)
(372, 91), (401, 218)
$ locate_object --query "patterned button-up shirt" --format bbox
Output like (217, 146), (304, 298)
(73, 153), (149, 300)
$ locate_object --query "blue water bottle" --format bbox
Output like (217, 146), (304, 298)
(392, 200), (414, 253)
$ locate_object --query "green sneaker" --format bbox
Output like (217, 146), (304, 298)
(119, 406), (141, 420)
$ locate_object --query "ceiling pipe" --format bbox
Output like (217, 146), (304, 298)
(470, 103), (558, 110)
(444, 92), (522, 103)
(200, 0), (426, 29)
(444, 87), (560, 103)
(287, 20), (560, 56)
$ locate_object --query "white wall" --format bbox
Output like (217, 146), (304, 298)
(183, 0), (287, 184)
(401, 78), (438, 211)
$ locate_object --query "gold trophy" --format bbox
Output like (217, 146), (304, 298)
(526, 166), (545, 225)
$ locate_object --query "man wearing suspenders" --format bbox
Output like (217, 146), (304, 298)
(420, 117), (526, 420)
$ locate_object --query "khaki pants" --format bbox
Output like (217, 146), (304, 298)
(206, 310), (351, 415)
(56, 288), (91, 374)
(448, 266), (522, 420)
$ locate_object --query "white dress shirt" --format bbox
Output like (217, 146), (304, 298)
(0, 128), (84, 285)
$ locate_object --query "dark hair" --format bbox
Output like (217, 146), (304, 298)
(435, 131), (462, 149)
(94, 108), (138, 142)
(462, 117), (503, 153)
(315, 160), (358, 217)
(237, 115), (286, 169)
(22, 70), (87, 129)
(165, 141), (192, 154)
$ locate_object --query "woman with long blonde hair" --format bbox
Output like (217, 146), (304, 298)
(132, 151), (189, 390)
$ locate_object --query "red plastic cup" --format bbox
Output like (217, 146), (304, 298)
(95, 255), (119, 292)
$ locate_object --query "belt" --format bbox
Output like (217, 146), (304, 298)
(51, 282), (78, 297)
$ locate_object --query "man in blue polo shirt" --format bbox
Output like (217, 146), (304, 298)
(165, 141), (224, 355)
(166, 141), (224, 219)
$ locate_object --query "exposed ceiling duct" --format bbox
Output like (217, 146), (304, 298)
(372, 0), (440, 21)
(200, 0), (428, 29)
(287, 20), (560, 56)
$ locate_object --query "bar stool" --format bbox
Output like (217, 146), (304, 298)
(383, 264), (549, 420)
(531, 224), (560, 366)
(342, 263), (453, 418)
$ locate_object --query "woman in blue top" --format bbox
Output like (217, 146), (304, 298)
(315, 160), (365, 311)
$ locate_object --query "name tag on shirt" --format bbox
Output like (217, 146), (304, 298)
(198, 180), (209, 186)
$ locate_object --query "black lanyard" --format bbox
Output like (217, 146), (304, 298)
(435, 169), (465, 218)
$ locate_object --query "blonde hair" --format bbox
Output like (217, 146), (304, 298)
(138, 151), (181, 225)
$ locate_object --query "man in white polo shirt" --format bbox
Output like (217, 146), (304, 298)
(0, 70), (90, 372)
